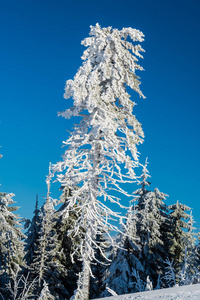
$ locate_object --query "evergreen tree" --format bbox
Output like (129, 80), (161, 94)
(31, 164), (69, 299)
(53, 186), (83, 299)
(24, 195), (40, 272)
(134, 161), (168, 287)
(0, 192), (26, 296)
(53, 23), (145, 300)
(101, 204), (143, 297)
(179, 211), (198, 285)
(31, 165), (56, 285)
(32, 196), (56, 288)
(168, 201), (191, 281)
(101, 246), (132, 297)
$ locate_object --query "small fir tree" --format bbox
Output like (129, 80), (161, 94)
(134, 161), (169, 287)
(101, 204), (143, 297)
(0, 192), (25, 295)
(179, 211), (198, 285)
(24, 195), (40, 272)
(168, 201), (191, 281)
(53, 186), (83, 299)
(31, 164), (67, 298)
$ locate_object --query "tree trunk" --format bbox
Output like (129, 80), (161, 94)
(74, 260), (91, 300)
(71, 131), (101, 300)
(71, 230), (92, 300)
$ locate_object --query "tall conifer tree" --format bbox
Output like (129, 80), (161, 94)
(53, 24), (145, 300)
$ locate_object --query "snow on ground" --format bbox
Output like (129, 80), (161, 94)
(96, 284), (200, 299)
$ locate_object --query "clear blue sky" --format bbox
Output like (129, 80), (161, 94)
(0, 0), (200, 228)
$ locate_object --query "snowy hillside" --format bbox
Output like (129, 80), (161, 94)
(96, 284), (200, 299)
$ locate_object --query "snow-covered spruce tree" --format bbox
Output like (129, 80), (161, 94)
(0, 192), (26, 297)
(53, 24), (145, 300)
(54, 186), (83, 299)
(100, 204), (143, 297)
(178, 210), (198, 285)
(56, 187), (107, 299)
(31, 166), (55, 286)
(134, 161), (169, 287)
(101, 245), (133, 297)
(24, 195), (40, 274)
(31, 164), (69, 299)
(167, 201), (192, 282)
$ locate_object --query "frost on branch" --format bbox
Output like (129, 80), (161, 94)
(54, 23), (145, 299)
(133, 161), (169, 287)
(0, 192), (25, 291)
(163, 258), (176, 287)
(38, 281), (54, 300)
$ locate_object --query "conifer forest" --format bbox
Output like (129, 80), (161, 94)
(1, 24), (200, 300)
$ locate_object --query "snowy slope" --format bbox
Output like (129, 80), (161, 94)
(96, 284), (200, 299)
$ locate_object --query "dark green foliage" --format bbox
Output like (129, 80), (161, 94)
(24, 195), (40, 271)
(31, 196), (69, 299)
(52, 187), (83, 299)
(167, 201), (191, 281)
